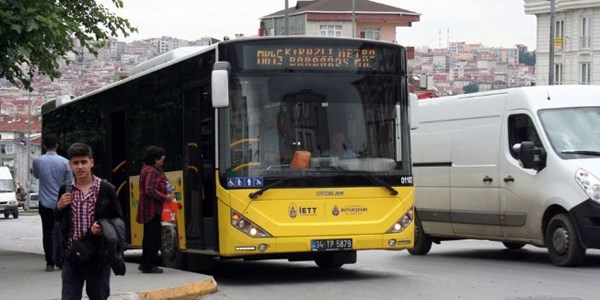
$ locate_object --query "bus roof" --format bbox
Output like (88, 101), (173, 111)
(43, 36), (404, 113)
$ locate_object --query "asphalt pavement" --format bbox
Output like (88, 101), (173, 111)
(0, 248), (217, 300)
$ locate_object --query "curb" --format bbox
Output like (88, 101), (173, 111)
(136, 278), (218, 300)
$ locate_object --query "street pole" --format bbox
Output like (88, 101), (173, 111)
(548, 0), (555, 85)
(352, 0), (356, 38)
(284, 0), (289, 35)
(26, 92), (32, 192)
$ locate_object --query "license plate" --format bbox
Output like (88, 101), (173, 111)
(311, 239), (353, 251)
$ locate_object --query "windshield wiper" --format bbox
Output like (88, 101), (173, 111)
(248, 170), (399, 199)
(249, 178), (289, 200)
(357, 171), (399, 196)
(315, 170), (399, 196)
(561, 150), (600, 156)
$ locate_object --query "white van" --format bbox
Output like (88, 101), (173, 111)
(0, 166), (18, 218)
(410, 85), (600, 267)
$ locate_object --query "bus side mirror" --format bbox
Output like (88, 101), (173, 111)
(212, 62), (231, 108)
(516, 141), (546, 171)
(409, 93), (419, 130)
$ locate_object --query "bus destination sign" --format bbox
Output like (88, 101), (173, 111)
(243, 45), (395, 72)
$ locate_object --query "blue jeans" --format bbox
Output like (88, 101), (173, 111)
(61, 259), (111, 300)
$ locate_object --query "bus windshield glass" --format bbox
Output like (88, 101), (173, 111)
(218, 39), (411, 188)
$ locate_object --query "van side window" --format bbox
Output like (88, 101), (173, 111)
(508, 114), (543, 160)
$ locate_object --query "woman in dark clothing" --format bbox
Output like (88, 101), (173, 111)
(136, 146), (177, 273)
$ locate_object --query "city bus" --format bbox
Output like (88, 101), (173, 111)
(41, 36), (415, 269)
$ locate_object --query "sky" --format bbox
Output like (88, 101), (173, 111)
(106, 0), (538, 50)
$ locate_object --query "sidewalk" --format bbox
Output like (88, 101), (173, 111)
(0, 249), (217, 300)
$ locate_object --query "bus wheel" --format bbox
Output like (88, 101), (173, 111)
(161, 224), (186, 269)
(314, 251), (355, 269)
(408, 215), (432, 255)
(502, 242), (525, 250)
(315, 257), (343, 269)
(546, 213), (585, 267)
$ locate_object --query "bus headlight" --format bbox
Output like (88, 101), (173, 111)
(231, 209), (272, 238)
(575, 169), (600, 202)
(386, 206), (414, 233)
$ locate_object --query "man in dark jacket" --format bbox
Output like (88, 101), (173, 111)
(55, 143), (123, 300)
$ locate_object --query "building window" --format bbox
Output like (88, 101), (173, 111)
(320, 25), (342, 37)
(580, 62), (591, 84)
(555, 20), (564, 51)
(4, 144), (14, 155)
(581, 16), (592, 49)
(360, 27), (381, 40)
(554, 63), (563, 85)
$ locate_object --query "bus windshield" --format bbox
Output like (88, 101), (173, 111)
(218, 72), (410, 185)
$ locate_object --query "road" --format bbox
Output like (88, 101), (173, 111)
(2, 214), (600, 300)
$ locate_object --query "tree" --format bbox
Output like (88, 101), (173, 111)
(463, 83), (479, 94)
(0, 0), (136, 91)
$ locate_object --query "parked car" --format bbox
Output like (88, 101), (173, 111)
(0, 166), (18, 218)
(26, 193), (39, 210)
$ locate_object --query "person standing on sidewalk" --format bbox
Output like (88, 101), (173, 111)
(55, 143), (123, 300)
(32, 133), (73, 272)
(136, 145), (176, 274)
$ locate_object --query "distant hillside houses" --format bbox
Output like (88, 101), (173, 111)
(410, 42), (535, 97)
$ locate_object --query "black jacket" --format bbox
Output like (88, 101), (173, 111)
(98, 217), (126, 275)
(53, 180), (123, 269)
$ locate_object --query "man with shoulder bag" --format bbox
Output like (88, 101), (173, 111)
(54, 143), (124, 300)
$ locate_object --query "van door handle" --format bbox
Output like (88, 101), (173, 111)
(483, 176), (493, 183)
(504, 176), (515, 183)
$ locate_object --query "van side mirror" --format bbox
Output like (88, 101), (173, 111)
(211, 62), (231, 108)
(516, 141), (546, 171)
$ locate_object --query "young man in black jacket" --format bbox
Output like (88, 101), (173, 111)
(55, 143), (123, 300)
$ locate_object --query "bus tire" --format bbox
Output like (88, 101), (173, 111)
(314, 251), (355, 269)
(314, 257), (343, 269)
(408, 215), (432, 255)
(502, 242), (525, 250)
(546, 213), (585, 267)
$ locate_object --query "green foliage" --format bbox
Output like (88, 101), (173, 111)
(0, 0), (137, 90)
(463, 83), (479, 94)
(518, 48), (536, 66)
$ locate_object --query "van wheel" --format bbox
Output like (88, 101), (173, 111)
(3, 213), (8, 218)
(502, 242), (525, 250)
(546, 214), (585, 267)
(408, 216), (432, 255)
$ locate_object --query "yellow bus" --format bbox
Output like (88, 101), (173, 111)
(41, 36), (415, 269)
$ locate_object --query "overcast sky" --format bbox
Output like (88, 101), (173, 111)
(108, 0), (538, 49)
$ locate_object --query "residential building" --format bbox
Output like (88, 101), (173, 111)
(525, 0), (600, 85)
(259, 0), (420, 42)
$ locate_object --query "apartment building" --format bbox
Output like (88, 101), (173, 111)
(259, 0), (420, 42)
(525, 0), (600, 85)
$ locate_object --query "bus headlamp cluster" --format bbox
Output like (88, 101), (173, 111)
(575, 169), (600, 202)
(231, 209), (272, 238)
(386, 206), (414, 233)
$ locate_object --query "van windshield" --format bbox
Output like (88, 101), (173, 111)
(0, 179), (14, 192)
(539, 107), (600, 158)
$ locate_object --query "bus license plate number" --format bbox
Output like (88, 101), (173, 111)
(311, 239), (352, 251)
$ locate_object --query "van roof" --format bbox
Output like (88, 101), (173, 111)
(0, 166), (12, 179)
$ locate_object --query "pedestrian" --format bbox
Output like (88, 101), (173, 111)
(136, 145), (177, 274)
(32, 133), (72, 272)
(54, 143), (124, 300)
